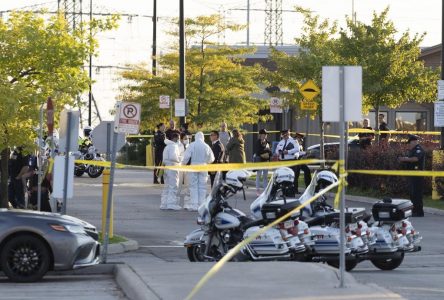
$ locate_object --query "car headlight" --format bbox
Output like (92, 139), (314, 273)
(50, 224), (86, 234)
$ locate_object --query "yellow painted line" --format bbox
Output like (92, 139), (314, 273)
(184, 179), (342, 300)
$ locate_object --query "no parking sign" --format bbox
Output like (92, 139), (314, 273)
(114, 101), (141, 134)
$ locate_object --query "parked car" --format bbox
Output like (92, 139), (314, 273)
(0, 209), (100, 282)
(304, 139), (361, 159)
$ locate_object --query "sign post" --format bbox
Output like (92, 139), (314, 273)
(322, 66), (362, 288)
(102, 102), (141, 263)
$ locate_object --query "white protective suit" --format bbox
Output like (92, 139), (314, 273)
(177, 141), (190, 204)
(181, 132), (215, 210)
(160, 139), (181, 210)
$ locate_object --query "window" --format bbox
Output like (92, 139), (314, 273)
(348, 112), (388, 129)
(395, 112), (427, 131)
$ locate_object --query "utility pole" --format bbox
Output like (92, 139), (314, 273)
(247, 0), (250, 46)
(441, 0), (444, 149)
(88, 0), (93, 126)
(179, 0), (186, 125)
(152, 0), (157, 76)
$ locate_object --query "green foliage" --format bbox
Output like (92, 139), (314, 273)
(0, 11), (119, 207)
(338, 8), (439, 114)
(266, 7), (341, 117)
(268, 7), (438, 121)
(120, 14), (271, 130)
(0, 11), (119, 151)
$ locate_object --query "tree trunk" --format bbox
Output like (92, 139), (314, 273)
(1, 148), (10, 208)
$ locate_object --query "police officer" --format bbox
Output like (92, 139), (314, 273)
(153, 123), (166, 184)
(398, 135), (425, 217)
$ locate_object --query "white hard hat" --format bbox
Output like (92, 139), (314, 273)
(226, 170), (251, 188)
(273, 167), (295, 184)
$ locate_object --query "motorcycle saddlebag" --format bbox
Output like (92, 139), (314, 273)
(325, 207), (367, 224)
(261, 199), (301, 223)
(372, 198), (413, 222)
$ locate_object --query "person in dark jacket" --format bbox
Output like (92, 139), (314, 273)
(165, 119), (180, 140)
(8, 147), (30, 208)
(398, 135), (425, 217)
(254, 129), (272, 196)
(293, 133), (312, 192)
(378, 114), (390, 143)
(226, 129), (246, 163)
(209, 131), (225, 187)
(153, 123), (166, 184)
(358, 118), (375, 149)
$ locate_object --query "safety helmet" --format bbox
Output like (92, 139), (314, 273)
(226, 170), (251, 189)
(83, 126), (92, 137)
(315, 170), (338, 191)
(273, 167), (295, 184)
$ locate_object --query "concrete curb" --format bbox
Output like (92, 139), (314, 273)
(114, 264), (160, 300)
(103, 239), (139, 255)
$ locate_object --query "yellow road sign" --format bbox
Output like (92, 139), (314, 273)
(300, 101), (318, 110)
(299, 79), (320, 101)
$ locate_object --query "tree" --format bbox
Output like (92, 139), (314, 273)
(0, 11), (118, 208)
(120, 14), (271, 130)
(338, 8), (439, 132)
(267, 7), (341, 161)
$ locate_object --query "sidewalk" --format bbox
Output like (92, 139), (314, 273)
(110, 253), (403, 300)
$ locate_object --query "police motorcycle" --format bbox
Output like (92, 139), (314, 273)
(185, 169), (311, 262)
(249, 168), (367, 271)
(184, 171), (254, 262)
(74, 142), (105, 178)
(297, 169), (422, 270)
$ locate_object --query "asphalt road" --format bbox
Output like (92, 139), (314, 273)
(70, 169), (444, 300)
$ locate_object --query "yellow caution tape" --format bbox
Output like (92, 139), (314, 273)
(348, 128), (441, 135)
(184, 179), (342, 300)
(73, 159), (325, 172)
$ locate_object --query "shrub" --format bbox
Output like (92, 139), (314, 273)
(343, 140), (437, 197)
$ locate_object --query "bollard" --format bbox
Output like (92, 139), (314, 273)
(102, 168), (114, 238)
(146, 140), (153, 167)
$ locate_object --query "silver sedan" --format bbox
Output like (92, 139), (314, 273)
(0, 208), (100, 282)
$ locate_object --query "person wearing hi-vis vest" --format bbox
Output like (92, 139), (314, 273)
(274, 129), (300, 196)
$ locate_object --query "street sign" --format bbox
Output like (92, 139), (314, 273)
(322, 66), (362, 122)
(300, 101), (318, 111)
(59, 109), (80, 153)
(438, 80), (444, 101)
(175, 98), (186, 116)
(159, 95), (170, 108)
(92, 121), (126, 154)
(270, 97), (283, 113)
(299, 79), (320, 101)
(114, 102), (141, 134)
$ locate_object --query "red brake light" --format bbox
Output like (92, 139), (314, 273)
(294, 220), (299, 226)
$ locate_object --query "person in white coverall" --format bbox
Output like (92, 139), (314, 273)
(160, 132), (182, 210)
(181, 131), (214, 211)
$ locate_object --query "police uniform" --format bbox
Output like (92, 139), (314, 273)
(406, 143), (425, 216)
(153, 129), (166, 184)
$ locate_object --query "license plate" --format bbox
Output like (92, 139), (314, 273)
(283, 220), (294, 229)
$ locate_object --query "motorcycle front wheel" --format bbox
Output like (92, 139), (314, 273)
(87, 165), (104, 178)
(187, 244), (207, 262)
(370, 252), (404, 270)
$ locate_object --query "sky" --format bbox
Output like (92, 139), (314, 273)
(1, 0), (443, 123)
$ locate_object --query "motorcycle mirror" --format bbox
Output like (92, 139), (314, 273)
(242, 187), (246, 201)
